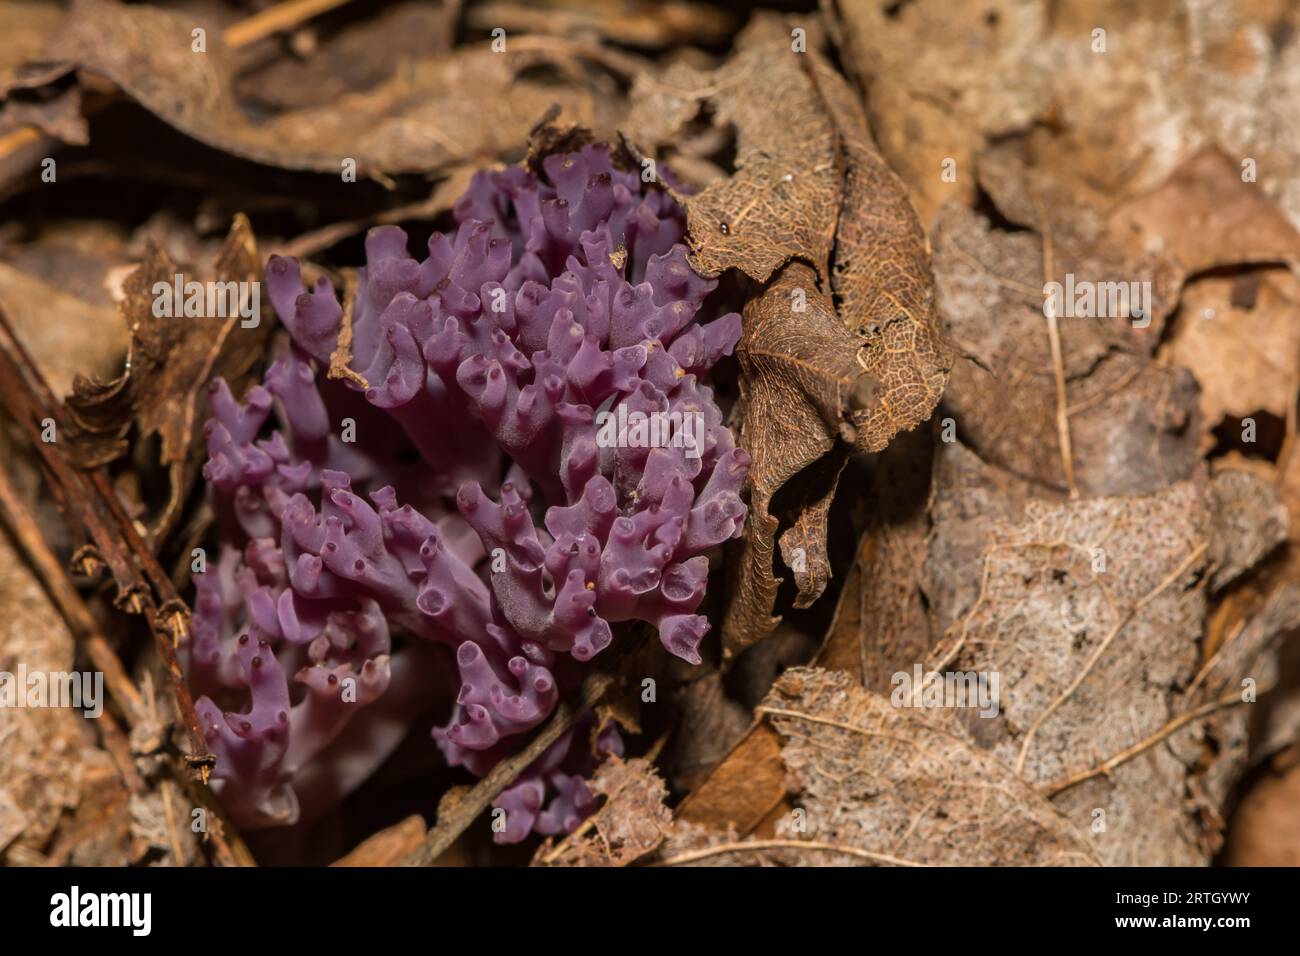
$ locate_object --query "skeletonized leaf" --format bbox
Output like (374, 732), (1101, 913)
(660, 668), (1101, 866)
(923, 452), (1222, 865)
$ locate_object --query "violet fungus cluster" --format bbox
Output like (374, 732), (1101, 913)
(186, 145), (748, 842)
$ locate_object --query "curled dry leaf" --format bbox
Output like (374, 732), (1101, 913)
(63, 214), (268, 542)
(728, 266), (868, 646)
(628, 15), (949, 655)
(811, 58), (951, 451)
(39, 0), (629, 178)
(631, 20), (841, 281)
(533, 758), (672, 867)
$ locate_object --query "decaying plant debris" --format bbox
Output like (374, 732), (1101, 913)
(0, 0), (1298, 868)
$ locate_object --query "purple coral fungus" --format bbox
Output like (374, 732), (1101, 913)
(185, 144), (748, 842)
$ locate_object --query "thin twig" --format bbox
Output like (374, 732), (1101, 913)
(0, 421), (254, 864)
(223, 0), (355, 49)
(656, 840), (929, 867)
(1031, 190), (1078, 499)
(0, 461), (98, 635)
(0, 477), (254, 866)
(0, 304), (211, 774)
(403, 660), (629, 866)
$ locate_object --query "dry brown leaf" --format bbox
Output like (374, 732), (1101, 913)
(920, 436), (1300, 854)
(63, 214), (268, 541)
(1110, 146), (1300, 278)
(932, 197), (1200, 495)
(0, 232), (129, 397)
(39, 0), (629, 178)
(809, 53), (952, 454)
(235, 1), (462, 113)
(638, 17), (948, 656)
(628, 17), (841, 282)
(466, 0), (734, 49)
(1224, 755), (1300, 866)
(774, 449), (847, 610)
(824, 0), (1054, 227)
(533, 758), (672, 866)
(921, 441), (1041, 636)
(726, 265), (876, 652)
(828, 0), (1300, 234)
(816, 427), (937, 689)
(630, 19), (951, 449)
(674, 721), (788, 838)
(331, 815), (429, 867)
(931, 146), (1269, 502)
(1163, 268), (1300, 430)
